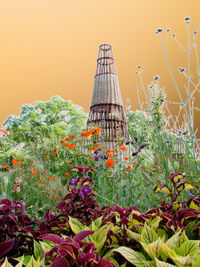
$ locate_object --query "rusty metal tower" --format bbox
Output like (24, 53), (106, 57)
(87, 44), (128, 148)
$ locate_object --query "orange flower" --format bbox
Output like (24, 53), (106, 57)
(44, 155), (49, 158)
(53, 195), (59, 201)
(40, 177), (43, 184)
(68, 161), (72, 164)
(64, 143), (70, 147)
(124, 157), (129, 160)
(132, 161), (136, 167)
(59, 140), (64, 143)
(70, 134), (75, 138)
(52, 148), (57, 154)
(52, 177), (57, 180)
(31, 170), (38, 176)
(120, 145), (127, 152)
(127, 165), (131, 170)
(68, 144), (76, 150)
(64, 172), (70, 176)
(1, 164), (9, 169)
(78, 139), (82, 142)
(41, 170), (44, 174)
(91, 146), (98, 151)
(12, 159), (19, 166)
(106, 159), (114, 168)
(30, 159), (34, 163)
(20, 162), (25, 165)
(21, 157), (24, 160)
(65, 137), (71, 141)
(92, 128), (102, 135)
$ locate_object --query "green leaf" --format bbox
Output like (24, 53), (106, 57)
(155, 258), (176, 267)
(113, 246), (151, 267)
(148, 217), (161, 230)
(176, 231), (188, 248)
(89, 216), (103, 231)
(189, 200), (199, 210)
(26, 256), (40, 267)
(40, 241), (53, 253)
(91, 224), (111, 253)
(15, 256), (24, 267)
(14, 255), (32, 266)
(192, 253), (200, 267)
(141, 238), (163, 259)
(68, 216), (88, 235)
(165, 230), (182, 249)
(34, 240), (44, 260)
(170, 254), (193, 266)
(141, 223), (159, 245)
(126, 228), (141, 242)
(1, 258), (13, 267)
(176, 240), (199, 258)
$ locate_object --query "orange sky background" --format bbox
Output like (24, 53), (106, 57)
(0, 0), (200, 136)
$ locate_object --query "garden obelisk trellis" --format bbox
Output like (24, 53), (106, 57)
(87, 44), (128, 149)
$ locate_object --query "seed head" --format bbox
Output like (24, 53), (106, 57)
(153, 75), (160, 81)
(156, 28), (163, 34)
(184, 17), (191, 24)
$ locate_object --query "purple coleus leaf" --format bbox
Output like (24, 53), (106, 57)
(50, 256), (70, 267)
(39, 234), (64, 244)
(0, 239), (14, 257)
(73, 230), (94, 242)
(97, 258), (114, 267)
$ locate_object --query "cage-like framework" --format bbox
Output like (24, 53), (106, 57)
(87, 44), (128, 148)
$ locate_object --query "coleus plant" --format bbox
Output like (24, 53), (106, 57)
(0, 199), (37, 266)
(38, 231), (114, 267)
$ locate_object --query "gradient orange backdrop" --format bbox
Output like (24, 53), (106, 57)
(0, 0), (199, 136)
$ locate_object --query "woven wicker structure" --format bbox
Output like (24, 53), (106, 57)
(87, 44), (128, 148)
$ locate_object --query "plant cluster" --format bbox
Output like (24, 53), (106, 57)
(0, 170), (199, 266)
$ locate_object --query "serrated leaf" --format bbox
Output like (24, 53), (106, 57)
(89, 216), (103, 231)
(176, 240), (199, 258)
(170, 254), (193, 266)
(165, 230), (182, 249)
(91, 224), (111, 253)
(15, 255), (24, 267)
(126, 229), (141, 242)
(68, 216), (88, 235)
(14, 255), (32, 266)
(155, 258), (176, 267)
(34, 240), (44, 260)
(141, 238), (163, 259)
(189, 200), (199, 210)
(148, 217), (161, 230)
(192, 253), (200, 267)
(160, 242), (177, 261)
(113, 246), (150, 266)
(184, 183), (195, 190)
(1, 258), (13, 267)
(26, 256), (40, 267)
(141, 223), (158, 245)
(176, 231), (188, 248)
(160, 186), (171, 195)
